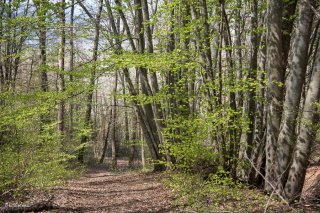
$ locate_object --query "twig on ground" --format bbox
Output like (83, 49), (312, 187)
(244, 156), (297, 213)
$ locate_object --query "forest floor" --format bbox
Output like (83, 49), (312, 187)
(2, 161), (320, 212)
(2, 160), (175, 213)
(48, 169), (174, 212)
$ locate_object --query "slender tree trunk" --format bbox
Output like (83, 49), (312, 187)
(248, 32), (267, 184)
(246, 0), (259, 160)
(121, 75), (132, 168)
(58, 0), (66, 134)
(141, 0), (159, 95)
(99, 108), (112, 164)
(34, 0), (49, 127)
(78, 0), (103, 163)
(265, 0), (284, 192)
(111, 72), (118, 169)
(141, 129), (145, 169)
(220, 0), (238, 176)
(35, 0), (48, 93)
(129, 111), (138, 168)
(235, 0), (243, 109)
(69, 0), (75, 138)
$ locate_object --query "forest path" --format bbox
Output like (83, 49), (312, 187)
(48, 162), (175, 213)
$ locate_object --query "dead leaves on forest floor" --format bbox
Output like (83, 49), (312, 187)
(2, 163), (320, 213)
(2, 161), (175, 213)
(47, 167), (175, 212)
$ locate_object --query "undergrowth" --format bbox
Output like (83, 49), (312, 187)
(164, 171), (286, 212)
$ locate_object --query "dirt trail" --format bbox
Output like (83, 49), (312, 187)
(46, 166), (175, 213)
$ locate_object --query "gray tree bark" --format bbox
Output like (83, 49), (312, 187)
(276, 0), (314, 192)
(284, 38), (320, 202)
(265, 0), (284, 192)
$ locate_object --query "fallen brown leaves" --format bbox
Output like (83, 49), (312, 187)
(2, 161), (175, 213)
(48, 168), (175, 212)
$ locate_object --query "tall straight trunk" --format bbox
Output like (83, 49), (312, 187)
(141, 0), (159, 95)
(246, 0), (259, 159)
(34, 0), (49, 127)
(3, 0), (12, 90)
(111, 72), (118, 169)
(248, 32), (267, 184)
(199, 0), (213, 80)
(276, 0), (314, 192)
(129, 111), (138, 167)
(141, 128), (145, 169)
(284, 41), (320, 202)
(220, 0), (238, 176)
(78, 0), (103, 163)
(265, 0), (284, 192)
(121, 75), (131, 167)
(217, 17), (227, 168)
(235, 0), (243, 109)
(99, 108), (112, 163)
(58, 0), (66, 134)
(180, 5), (194, 115)
(69, 0), (75, 137)
(165, 0), (177, 152)
(35, 0), (48, 93)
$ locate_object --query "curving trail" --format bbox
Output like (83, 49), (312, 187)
(48, 165), (175, 213)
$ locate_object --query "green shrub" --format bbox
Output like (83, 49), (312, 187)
(0, 122), (76, 196)
(164, 172), (284, 212)
(0, 96), (79, 199)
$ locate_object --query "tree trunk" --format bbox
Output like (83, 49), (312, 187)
(34, 0), (49, 127)
(265, 0), (284, 192)
(111, 72), (118, 169)
(276, 0), (314, 192)
(248, 32), (267, 185)
(284, 38), (320, 202)
(235, 0), (243, 110)
(58, 0), (66, 134)
(99, 108), (112, 164)
(246, 0), (259, 160)
(35, 0), (49, 93)
(141, 128), (145, 169)
(69, 0), (75, 138)
(78, 0), (103, 163)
